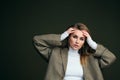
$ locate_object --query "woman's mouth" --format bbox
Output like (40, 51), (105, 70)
(74, 44), (79, 48)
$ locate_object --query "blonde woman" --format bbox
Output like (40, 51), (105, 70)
(33, 23), (116, 80)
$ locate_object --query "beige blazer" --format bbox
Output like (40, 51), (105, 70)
(33, 34), (116, 80)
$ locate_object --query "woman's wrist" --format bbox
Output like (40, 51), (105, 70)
(87, 36), (97, 50)
(60, 31), (69, 41)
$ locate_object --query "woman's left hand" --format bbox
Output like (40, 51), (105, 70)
(81, 30), (97, 50)
(81, 30), (91, 39)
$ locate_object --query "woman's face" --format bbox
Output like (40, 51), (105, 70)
(69, 29), (85, 50)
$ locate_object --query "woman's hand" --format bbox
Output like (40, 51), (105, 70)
(81, 30), (91, 38)
(66, 27), (75, 34)
(81, 30), (97, 50)
(60, 27), (75, 41)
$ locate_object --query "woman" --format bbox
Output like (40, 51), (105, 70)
(33, 23), (116, 80)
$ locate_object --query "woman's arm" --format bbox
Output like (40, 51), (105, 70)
(82, 30), (116, 68)
(94, 44), (116, 68)
(33, 34), (62, 60)
(33, 27), (75, 60)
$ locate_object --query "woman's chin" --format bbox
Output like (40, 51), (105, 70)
(72, 47), (79, 50)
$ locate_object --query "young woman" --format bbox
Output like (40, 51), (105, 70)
(33, 23), (116, 80)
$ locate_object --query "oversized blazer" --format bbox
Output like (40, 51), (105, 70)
(33, 34), (116, 80)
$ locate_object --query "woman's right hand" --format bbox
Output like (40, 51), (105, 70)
(66, 27), (75, 34)
(61, 27), (75, 41)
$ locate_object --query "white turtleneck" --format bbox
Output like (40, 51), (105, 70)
(64, 47), (83, 80)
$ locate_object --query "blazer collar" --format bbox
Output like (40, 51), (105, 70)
(61, 48), (68, 75)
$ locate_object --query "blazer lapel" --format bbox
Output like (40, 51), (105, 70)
(61, 48), (68, 75)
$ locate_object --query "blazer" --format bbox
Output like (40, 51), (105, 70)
(33, 34), (116, 80)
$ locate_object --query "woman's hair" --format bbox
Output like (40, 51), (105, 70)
(66, 23), (95, 65)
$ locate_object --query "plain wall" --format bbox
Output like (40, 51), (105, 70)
(1, 0), (120, 80)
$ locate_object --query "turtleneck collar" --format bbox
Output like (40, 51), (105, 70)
(68, 47), (79, 54)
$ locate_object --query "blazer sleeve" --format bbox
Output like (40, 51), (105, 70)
(33, 34), (62, 60)
(94, 44), (116, 68)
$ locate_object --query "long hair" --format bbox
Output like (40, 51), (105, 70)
(66, 23), (95, 65)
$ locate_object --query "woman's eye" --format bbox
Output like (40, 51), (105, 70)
(73, 35), (77, 38)
(80, 37), (85, 41)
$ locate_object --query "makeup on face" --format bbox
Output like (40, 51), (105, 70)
(69, 29), (85, 50)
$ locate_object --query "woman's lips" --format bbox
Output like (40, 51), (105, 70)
(74, 44), (79, 48)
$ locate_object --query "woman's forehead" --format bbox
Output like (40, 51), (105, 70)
(72, 29), (85, 37)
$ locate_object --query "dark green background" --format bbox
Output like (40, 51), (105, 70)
(1, 0), (120, 80)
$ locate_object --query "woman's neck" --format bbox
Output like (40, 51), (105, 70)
(69, 47), (79, 53)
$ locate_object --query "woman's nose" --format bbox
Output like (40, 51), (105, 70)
(75, 39), (79, 43)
